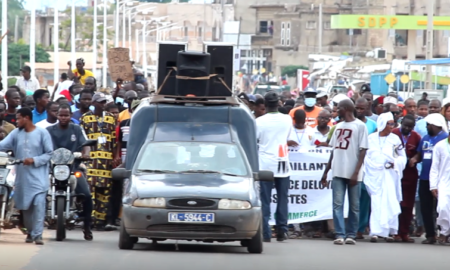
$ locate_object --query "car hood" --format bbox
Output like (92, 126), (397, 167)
(133, 173), (255, 201)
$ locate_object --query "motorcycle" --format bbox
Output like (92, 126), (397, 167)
(0, 152), (23, 235)
(46, 140), (96, 241)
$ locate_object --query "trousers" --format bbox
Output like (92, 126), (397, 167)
(74, 170), (93, 229)
(419, 180), (437, 238)
(23, 192), (46, 239)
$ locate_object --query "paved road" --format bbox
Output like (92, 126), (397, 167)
(1, 228), (449, 270)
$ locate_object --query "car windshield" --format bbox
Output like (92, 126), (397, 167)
(135, 142), (250, 176)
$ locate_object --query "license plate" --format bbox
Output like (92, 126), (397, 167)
(168, 212), (215, 223)
(0, 168), (10, 185)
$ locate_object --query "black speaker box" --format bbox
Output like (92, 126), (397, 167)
(206, 45), (233, 96)
(176, 51), (211, 96)
(157, 43), (187, 95)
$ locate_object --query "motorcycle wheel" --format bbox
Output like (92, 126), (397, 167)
(56, 197), (66, 241)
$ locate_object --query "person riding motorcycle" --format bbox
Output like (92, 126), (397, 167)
(46, 103), (94, 240)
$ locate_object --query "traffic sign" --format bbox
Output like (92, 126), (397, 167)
(384, 73), (396, 84)
(400, 74), (410, 84)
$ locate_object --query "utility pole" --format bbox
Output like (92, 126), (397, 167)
(318, 4), (322, 54)
(14, 15), (19, 43)
(221, 0), (225, 41)
(425, 0), (434, 89)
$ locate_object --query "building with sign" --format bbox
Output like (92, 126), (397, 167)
(233, 0), (450, 75)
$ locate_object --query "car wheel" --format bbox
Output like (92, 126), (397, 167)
(247, 223), (263, 254)
(240, 240), (249, 247)
(118, 220), (136, 250)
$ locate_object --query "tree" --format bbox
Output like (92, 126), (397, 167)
(59, 6), (114, 53)
(0, 43), (51, 76)
(0, 0), (26, 41)
(281, 65), (308, 77)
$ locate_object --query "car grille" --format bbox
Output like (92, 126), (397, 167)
(147, 224), (236, 233)
(167, 198), (217, 209)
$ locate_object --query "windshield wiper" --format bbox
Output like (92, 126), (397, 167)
(136, 169), (176, 174)
(178, 170), (221, 174)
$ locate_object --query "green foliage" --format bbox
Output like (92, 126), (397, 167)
(59, 7), (114, 52)
(7, 77), (17, 87)
(0, 43), (51, 76)
(281, 65), (308, 77)
(0, 0), (26, 41)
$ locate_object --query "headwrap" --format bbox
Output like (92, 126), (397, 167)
(131, 99), (141, 111)
(377, 112), (394, 132)
(383, 96), (398, 104)
(425, 113), (449, 133)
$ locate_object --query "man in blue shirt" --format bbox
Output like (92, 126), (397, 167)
(355, 98), (377, 239)
(415, 99), (441, 137)
(410, 113), (448, 244)
(32, 89), (50, 124)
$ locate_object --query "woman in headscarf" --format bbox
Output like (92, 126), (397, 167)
(364, 112), (407, 243)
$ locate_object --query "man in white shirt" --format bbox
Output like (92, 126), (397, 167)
(321, 99), (368, 245)
(288, 109), (314, 148)
(312, 110), (332, 145)
(16, 66), (41, 93)
(36, 102), (59, 129)
(256, 91), (292, 242)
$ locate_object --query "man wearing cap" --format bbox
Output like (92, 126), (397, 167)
(316, 91), (330, 110)
(289, 88), (332, 128)
(16, 66), (41, 93)
(257, 91), (292, 242)
(80, 92), (117, 231)
(410, 113), (449, 244)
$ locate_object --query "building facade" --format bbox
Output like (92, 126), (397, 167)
(234, 0), (450, 75)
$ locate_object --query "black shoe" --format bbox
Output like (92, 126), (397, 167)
(25, 234), (33, 243)
(263, 238), (271, 243)
(276, 231), (288, 242)
(34, 235), (44, 245)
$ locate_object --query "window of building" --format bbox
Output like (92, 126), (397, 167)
(184, 27), (188, 37)
(259, 21), (268, 33)
(280, 22), (285, 45)
(198, 27), (202, 38)
(395, 30), (408, 46)
(444, 30), (450, 38)
(263, 49), (272, 57)
(346, 29), (362, 35)
(241, 50), (247, 57)
(286, 22), (291, 46)
(306, 21), (316, 30)
(323, 21), (331, 30)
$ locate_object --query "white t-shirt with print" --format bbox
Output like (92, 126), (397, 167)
(288, 126), (315, 147)
(36, 120), (58, 129)
(312, 126), (330, 143)
(256, 112), (293, 178)
(329, 119), (368, 181)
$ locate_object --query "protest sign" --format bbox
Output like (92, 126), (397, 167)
(107, 47), (134, 82)
(269, 146), (349, 225)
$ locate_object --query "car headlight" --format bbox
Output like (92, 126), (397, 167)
(53, 165), (71, 181)
(0, 157), (9, 166)
(218, 199), (252, 210)
(133, 197), (166, 208)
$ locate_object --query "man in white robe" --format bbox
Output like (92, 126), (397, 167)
(364, 112), (407, 242)
(429, 134), (450, 244)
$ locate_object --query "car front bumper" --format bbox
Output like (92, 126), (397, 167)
(122, 205), (261, 240)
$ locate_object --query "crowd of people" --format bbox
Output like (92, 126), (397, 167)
(248, 85), (450, 245)
(0, 60), (153, 244)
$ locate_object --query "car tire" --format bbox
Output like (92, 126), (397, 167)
(118, 220), (136, 250)
(247, 223), (263, 254)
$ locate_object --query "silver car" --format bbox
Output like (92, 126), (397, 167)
(113, 141), (273, 253)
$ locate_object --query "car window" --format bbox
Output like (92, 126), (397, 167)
(135, 142), (249, 176)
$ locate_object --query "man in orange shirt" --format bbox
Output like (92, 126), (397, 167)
(289, 88), (332, 128)
(117, 90), (138, 123)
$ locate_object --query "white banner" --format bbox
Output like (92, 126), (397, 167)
(269, 146), (348, 225)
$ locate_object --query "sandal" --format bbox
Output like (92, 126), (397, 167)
(401, 236), (415, 243)
(393, 235), (403, 242)
(437, 235), (447, 244)
(83, 229), (93, 241)
(385, 236), (394, 243)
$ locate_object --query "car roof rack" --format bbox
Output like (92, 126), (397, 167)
(150, 94), (241, 106)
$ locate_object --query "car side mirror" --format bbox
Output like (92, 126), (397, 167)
(112, 168), (131, 181)
(81, 139), (98, 148)
(254, 170), (274, 181)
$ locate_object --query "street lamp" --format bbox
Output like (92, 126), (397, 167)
(71, 0), (76, 69)
(93, 0), (98, 79)
(30, 0), (36, 75)
(1, 0), (8, 85)
(53, 4), (60, 87)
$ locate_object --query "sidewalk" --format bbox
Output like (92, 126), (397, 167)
(0, 229), (46, 270)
